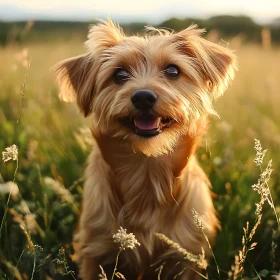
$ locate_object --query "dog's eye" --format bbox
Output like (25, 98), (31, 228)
(164, 64), (181, 79)
(114, 68), (130, 84)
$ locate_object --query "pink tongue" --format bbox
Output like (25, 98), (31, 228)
(134, 116), (159, 130)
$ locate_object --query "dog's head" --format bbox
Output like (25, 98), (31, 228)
(56, 20), (237, 157)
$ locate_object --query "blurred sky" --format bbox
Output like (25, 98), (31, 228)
(0, 0), (279, 24)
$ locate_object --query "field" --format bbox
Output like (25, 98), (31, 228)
(0, 31), (280, 279)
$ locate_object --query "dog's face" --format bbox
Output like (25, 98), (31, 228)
(56, 20), (237, 157)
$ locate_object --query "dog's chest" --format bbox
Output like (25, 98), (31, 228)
(111, 156), (180, 230)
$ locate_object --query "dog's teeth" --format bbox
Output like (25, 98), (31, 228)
(156, 117), (161, 127)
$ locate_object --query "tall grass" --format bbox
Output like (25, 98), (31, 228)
(0, 38), (279, 279)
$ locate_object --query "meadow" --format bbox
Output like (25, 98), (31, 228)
(0, 27), (280, 279)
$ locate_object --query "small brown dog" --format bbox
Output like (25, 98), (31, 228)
(55, 20), (237, 279)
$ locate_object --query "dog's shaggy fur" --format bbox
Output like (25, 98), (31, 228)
(55, 20), (237, 279)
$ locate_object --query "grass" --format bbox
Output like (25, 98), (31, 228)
(0, 36), (280, 279)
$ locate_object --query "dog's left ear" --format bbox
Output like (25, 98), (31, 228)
(55, 54), (96, 117)
(177, 25), (238, 99)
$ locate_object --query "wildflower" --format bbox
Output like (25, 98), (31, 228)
(254, 139), (267, 166)
(254, 139), (262, 152)
(230, 139), (275, 279)
(113, 227), (140, 250)
(2, 144), (18, 162)
(252, 159), (273, 215)
(191, 208), (205, 230)
(111, 227), (139, 280)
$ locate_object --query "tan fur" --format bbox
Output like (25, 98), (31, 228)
(55, 19), (237, 279)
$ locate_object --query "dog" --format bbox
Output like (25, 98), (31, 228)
(55, 19), (237, 279)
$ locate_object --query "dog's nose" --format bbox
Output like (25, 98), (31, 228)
(131, 89), (157, 110)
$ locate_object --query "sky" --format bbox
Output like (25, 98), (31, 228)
(0, 0), (279, 24)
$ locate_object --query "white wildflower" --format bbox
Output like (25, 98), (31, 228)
(2, 144), (18, 162)
(254, 139), (262, 152)
(252, 159), (273, 215)
(113, 227), (140, 250)
(254, 139), (267, 166)
(254, 150), (267, 166)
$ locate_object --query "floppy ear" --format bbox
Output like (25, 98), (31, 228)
(177, 25), (238, 99)
(55, 54), (96, 117)
(55, 20), (124, 117)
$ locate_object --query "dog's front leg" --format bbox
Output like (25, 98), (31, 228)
(78, 252), (99, 280)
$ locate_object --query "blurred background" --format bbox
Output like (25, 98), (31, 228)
(0, 1), (280, 279)
(1, 0), (280, 44)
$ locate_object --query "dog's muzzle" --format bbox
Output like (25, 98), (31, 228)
(130, 89), (159, 137)
(119, 89), (174, 138)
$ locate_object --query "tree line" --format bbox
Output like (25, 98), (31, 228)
(0, 15), (280, 46)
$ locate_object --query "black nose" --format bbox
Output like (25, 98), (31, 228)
(131, 89), (157, 110)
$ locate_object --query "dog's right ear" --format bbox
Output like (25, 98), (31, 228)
(55, 54), (96, 117)
(55, 20), (125, 117)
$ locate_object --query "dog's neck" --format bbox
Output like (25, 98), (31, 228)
(93, 128), (198, 178)
(91, 123), (204, 229)
(91, 118), (206, 179)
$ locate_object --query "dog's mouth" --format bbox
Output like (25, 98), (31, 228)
(121, 114), (174, 138)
